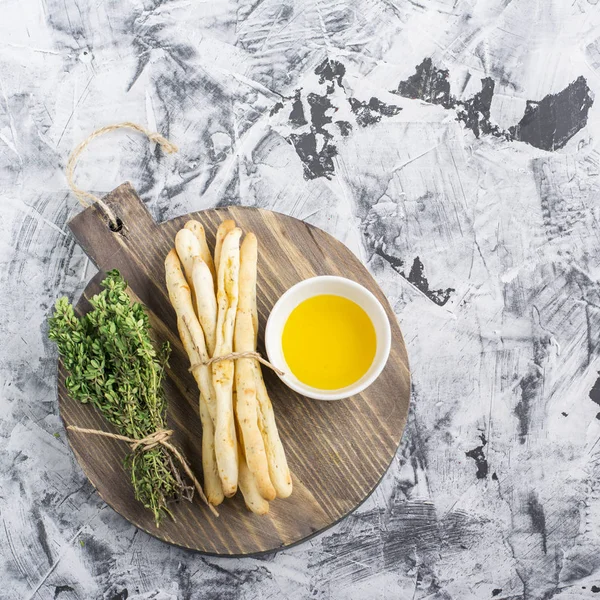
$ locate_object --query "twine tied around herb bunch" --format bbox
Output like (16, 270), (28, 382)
(65, 122), (178, 229)
(67, 425), (218, 517)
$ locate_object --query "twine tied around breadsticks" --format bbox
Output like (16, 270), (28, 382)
(65, 122), (178, 230)
(181, 316), (285, 377)
(195, 352), (285, 377)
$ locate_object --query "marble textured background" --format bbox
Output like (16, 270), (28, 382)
(3, 0), (600, 598)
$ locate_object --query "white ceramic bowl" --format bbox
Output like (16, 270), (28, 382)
(265, 276), (392, 400)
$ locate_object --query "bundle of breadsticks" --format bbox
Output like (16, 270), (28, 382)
(165, 219), (292, 514)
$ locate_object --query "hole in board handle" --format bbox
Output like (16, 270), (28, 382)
(108, 217), (123, 233)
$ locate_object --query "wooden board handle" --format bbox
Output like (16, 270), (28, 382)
(68, 182), (175, 327)
(67, 182), (159, 269)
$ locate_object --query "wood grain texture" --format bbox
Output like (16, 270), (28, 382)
(58, 182), (411, 555)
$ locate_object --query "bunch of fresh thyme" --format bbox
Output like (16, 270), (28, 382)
(49, 270), (186, 525)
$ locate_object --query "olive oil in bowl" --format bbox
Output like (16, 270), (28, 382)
(265, 276), (392, 401)
(282, 295), (376, 390)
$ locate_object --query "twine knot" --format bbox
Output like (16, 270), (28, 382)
(67, 424), (218, 516)
(129, 428), (174, 452)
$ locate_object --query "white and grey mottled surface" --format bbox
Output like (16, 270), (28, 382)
(3, 0), (600, 598)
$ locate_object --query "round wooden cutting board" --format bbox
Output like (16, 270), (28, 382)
(57, 183), (411, 555)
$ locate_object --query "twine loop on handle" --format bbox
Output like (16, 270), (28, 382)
(65, 122), (179, 229)
(67, 425), (218, 517)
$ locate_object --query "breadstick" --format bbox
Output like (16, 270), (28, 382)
(192, 257), (217, 357)
(248, 237), (292, 498)
(212, 228), (242, 496)
(255, 374), (293, 498)
(214, 220), (235, 273)
(249, 241), (258, 347)
(236, 410), (269, 515)
(177, 316), (223, 506)
(175, 229), (201, 289)
(185, 220), (216, 283)
(165, 249), (222, 504)
(234, 233), (276, 500)
(199, 394), (223, 506)
(242, 235), (292, 498)
(175, 228), (203, 316)
(165, 251), (214, 411)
